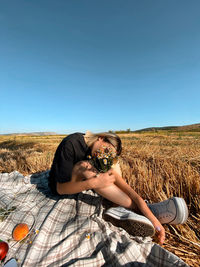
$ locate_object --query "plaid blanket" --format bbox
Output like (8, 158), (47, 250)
(0, 171), (189, 267)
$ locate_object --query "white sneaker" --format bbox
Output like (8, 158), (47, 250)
(147, 197), (189, 225)
(104, 206), (155, 237)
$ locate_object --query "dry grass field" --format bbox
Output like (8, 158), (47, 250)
(0, 132), (200, 266)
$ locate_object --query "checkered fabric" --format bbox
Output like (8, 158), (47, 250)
(0, 171), (189, 267)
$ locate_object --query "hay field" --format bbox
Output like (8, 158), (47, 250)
(0, 132), (200, 266)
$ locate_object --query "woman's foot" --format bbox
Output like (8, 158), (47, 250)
(147, 197), (189, 225)
(104, 206), (155, 237)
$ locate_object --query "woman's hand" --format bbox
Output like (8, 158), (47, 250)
(154, 223), (165, 245)
(92, 170), (116, 189)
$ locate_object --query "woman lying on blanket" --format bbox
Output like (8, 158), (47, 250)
(48, 131), (188, 245)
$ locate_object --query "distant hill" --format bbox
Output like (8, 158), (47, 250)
(1, 132), (59, 136)
(2, 123), (200, 136)
(134, 123), (200, 133)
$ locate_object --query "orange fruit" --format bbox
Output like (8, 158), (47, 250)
(12, 223), (29, 241)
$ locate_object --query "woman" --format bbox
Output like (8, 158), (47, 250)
(48, 131), (188, 245)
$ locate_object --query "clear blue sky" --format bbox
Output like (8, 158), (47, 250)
(1, 0), (200, 134)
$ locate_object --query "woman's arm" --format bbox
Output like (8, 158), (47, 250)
(57, 179), (93, 195)
(112, 169), (165, 245)
(57, 169), (116, 195)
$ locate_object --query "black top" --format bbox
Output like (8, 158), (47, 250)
(48, 133), (91, 194)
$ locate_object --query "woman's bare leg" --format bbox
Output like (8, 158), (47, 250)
(95, 185), (133, 208)
(71, 161), (134, 209)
